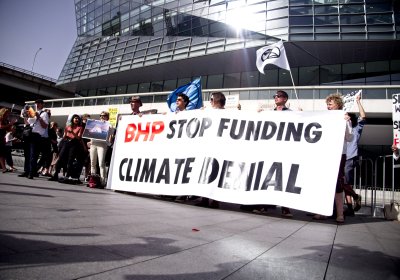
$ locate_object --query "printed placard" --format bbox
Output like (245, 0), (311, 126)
(82, 119), (111, 141)
(393, 93), (400, 148)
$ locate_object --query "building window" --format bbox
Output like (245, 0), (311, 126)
(241, 71), (259, 87)
(223, 73), (240, 88)
(207, 74), (223, 89)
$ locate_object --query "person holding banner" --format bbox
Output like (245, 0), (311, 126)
(196, 92), (226, 208)
(344, 94), (365, 216)
(318, 93), (353, 223)
(130, 96), (143, 115)
(252, 90), (293, 217)
(175, 93), (189, 112)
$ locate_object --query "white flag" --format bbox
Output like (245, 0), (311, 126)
(256, 41), (290, 74)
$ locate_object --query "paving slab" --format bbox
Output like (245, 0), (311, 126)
(0, 171), (399, 280)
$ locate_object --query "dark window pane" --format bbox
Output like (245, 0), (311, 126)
(241, 71), (259, 87)
(207, 74), (223, 88)
(320, 64), (343, 85)
(339, 4), (364, 14)
(164, 79), (177, 91)
(367, 14), (393, 24)
(340, 15), (365, 24)
(315, 15), (339, 25)
(299, 66), (319, 85)
(223, 73), (240, 88)
(289, 16), (313, 26)
(314, 5), (338, 14)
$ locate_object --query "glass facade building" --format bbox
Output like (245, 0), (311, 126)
(57, 0), (400, 97)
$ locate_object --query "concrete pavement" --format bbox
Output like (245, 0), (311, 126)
(0, 171), (399, 280)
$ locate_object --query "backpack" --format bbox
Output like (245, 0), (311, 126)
(88, 174), (102, 188)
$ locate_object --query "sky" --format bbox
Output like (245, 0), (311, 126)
(0, 0), (77, 79)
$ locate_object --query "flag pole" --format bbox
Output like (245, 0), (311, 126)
(288, 69), (298, 101)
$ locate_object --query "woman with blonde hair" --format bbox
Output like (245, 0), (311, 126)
(314, 93), (353, 223)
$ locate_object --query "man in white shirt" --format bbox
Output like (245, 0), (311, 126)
(26, 99), (49, 179)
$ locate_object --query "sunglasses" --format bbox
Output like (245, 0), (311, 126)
(273, 95), (285, 98)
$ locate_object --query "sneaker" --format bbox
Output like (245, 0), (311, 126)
(336, 215), (345, 223)
(354, 195), (362, 212)
(28, 175), (34, 179)
(18, 173), (28, 177)
(281, 208), (293, 217)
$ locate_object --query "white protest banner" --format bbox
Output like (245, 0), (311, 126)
(343, 89), (362, 112)
(393, 93), (400, 148)
(108, 110), (346, 216)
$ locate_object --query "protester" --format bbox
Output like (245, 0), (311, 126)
(36, 109), (53, 176)
(130, 96), (142, 115)
(196, 92), (226, 208)
(18, 107), (32, 177)
(4, 125), (18, 172)
(344, 94), (365, 216)
(88, 111), (112, 187)
(0, 108), (17, 173)
(81, 114), (91, 181)
(248, 90), (293, 217)
(314, 93), (353, 223)
(49, 114), (84, 182)
(23, 100), (50, 179)
(46, 122), (59, 176)
(175, 93), (190, 112)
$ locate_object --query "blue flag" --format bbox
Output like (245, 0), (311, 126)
(167, 77), (203, 112)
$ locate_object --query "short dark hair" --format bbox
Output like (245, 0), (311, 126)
(348, 113), (358, 128)
(35, 99), (44, 104)
(177, 93), (189, 108)
(276, 90), (288, 99)
(211, 92), (226, 107)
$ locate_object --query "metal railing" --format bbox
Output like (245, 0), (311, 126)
(25, 85), (400, 108)
(372, 155), (400, 218)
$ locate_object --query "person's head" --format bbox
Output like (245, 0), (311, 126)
(176, 93), (189, 110)
(347, 113), (358, 128)
(45, 109), (51, 118)
(130, 96), (142, 112)
(210, 92), (226, 109)
(50, 122), (58, 129)
(82, 113), (91, 122)
(0, 108), (9, 120)
(35, 99), (45, 110)
(100, 111), (109, 121)
(326, 93), (343, 110)
(71, 114), (82, 126)
(273, 90), (288, 106)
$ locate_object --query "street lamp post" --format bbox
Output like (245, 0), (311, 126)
(31, 47), (42, 72)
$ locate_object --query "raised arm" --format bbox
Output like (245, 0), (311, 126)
(356, 94), (366, 120)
